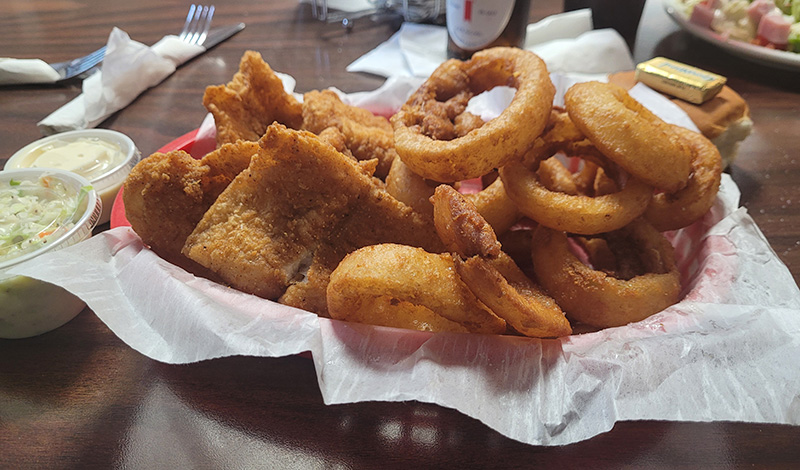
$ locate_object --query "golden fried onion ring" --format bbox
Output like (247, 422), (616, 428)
(392, 47), (555, 182)
(645, 125), (723, 232)
(497, 105), (652, 235)
(530, 219), (681, 328)
(564, 81), (692, 193)
(327, 244), (506, 334)
(499, 157), (652, 236)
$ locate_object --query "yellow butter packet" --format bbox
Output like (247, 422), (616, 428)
(635, 57), (726, 104)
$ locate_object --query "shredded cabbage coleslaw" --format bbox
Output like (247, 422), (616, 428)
(0, 175), (90, 264)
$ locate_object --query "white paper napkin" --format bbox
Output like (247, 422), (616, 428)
(0, 58), (62, 85)
(36, 28), (205, 136)
(346, 9), (635, 78)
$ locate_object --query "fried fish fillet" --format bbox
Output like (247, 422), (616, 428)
(203, 50), (303, 146)
(182, 123), (444, 315)
(123, 141), (260, 263)
(301, 89), (397, 179)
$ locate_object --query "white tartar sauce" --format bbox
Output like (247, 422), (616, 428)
(13, 137), (125, 181)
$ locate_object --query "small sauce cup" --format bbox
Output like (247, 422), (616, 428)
(5, 129), (140, 225)
(0, 168), (101, 339)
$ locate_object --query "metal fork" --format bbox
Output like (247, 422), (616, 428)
(50, 4), (215, 82)
(49, 46), (107, 82)
(180, 4), (216, 46)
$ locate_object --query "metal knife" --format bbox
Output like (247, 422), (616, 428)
(203, 22), (246, 49)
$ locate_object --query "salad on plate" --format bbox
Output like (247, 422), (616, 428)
(675, 0), (800, 52)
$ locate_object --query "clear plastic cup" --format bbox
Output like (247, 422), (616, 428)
(0, 168), (102, 339)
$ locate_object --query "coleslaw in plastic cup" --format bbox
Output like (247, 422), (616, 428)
(0, 168), (101, 339)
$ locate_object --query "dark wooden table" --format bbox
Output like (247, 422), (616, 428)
(2, 0), (799, 467)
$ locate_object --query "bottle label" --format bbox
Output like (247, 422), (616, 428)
(446, 0), (516, 51)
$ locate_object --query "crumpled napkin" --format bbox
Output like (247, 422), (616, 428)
(36, 27), (205, 135)
(0, 58), (62, 85)
(347, 8), (635, 78)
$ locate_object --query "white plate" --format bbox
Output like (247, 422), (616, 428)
(664, 0), (800, 71)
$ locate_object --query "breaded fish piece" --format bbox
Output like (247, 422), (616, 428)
(301, 89), (397, 179)
(182, 123), (444, 315)
(203, 50), (303, 146)
(123, 141), (260, 263)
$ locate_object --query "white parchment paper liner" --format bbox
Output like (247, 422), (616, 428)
(11, 75), (800, 446)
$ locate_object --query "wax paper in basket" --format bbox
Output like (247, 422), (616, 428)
(11, 75), (800, 447)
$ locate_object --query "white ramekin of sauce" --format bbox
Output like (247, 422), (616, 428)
(0, 168), (101, 339)
(5, 129), (140, 225)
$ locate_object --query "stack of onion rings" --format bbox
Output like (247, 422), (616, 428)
(392, 47), (555, 182)
(343, 64), (717, 334)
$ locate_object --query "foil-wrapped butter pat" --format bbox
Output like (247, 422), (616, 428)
(634, 57), (726, 104)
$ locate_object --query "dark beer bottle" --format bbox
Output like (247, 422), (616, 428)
(446, 0), (531, 60)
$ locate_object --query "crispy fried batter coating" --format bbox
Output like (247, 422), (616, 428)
(123, 141), (260, 263)
(316, 127), (354, 159)
(331, 294), (471, 334)
(316, 126), (383, 179)
(182, 123), (444, 315)
(531, 220), (680, 328)
(453, 111), (485, 137)
(203, 50), (303, 146)
(301, 89), (397, 179)
(416, 88), (473, 141)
